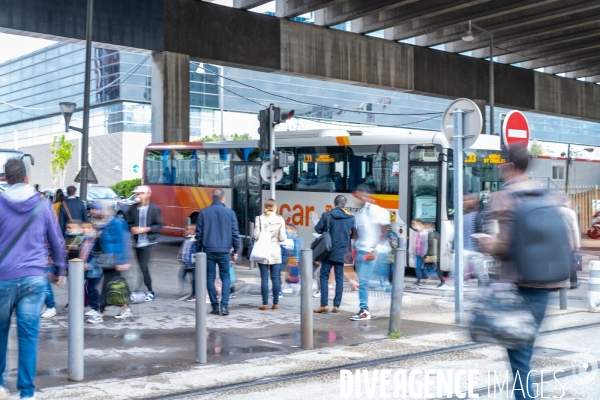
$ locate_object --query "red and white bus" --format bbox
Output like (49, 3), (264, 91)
(143, 129), (503, 271)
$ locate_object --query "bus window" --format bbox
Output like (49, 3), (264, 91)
(347, 145), (399, 194)
(296, 147), (343, 192)
(198, 149), (231, 188)
(172, 150), (196, 186)
(145, 150), (163, 185)
(263, 148), (295, 191)
(410, 165), (438, 224)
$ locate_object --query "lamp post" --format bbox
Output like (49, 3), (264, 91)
(462, 21), (494, 135)
(59, 0), (93, 202)
(564, 145), (594, 194)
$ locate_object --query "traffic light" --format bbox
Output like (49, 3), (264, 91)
(273, 151), (295, 169)
(273, 107), (294, 124)
(257, 109), (270, 151)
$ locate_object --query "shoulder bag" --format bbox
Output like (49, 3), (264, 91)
(62, 201), (74, 223)
(250, 216), (272, 262)
(311, 213), (332, 261)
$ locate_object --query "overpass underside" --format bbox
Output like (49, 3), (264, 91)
(1, 0), (599, 142)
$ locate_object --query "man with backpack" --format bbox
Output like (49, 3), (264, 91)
(478, 144), (570, 400)
(0, 159), (66, 399)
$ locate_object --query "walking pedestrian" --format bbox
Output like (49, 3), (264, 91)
(87, 201), (132, 323)
(558, 198), (580, 289)
(478, 144), (568, 400)
(313, 195), (356, 314)
(59, 185), (87, 237)
(79, 222), (101, 317)
(253, 199), (286, 310)
(53, 189), (65, 218)
(125, 185), (162, 302)
(177, 224), (197, 301)
(351, 188), (390, 321)
(0, 159), (66, 400)
(195, 188), (240, 316)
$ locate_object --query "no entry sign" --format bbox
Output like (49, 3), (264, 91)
(502, 110), (530, 148)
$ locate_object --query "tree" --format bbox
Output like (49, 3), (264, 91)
(111, 178), (141, 197)
(50, 135), (75, 188)
(529, 139), (544, 156)
(195, 133), (253, 142)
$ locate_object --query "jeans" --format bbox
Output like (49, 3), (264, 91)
(378, 260), (393, 284)
(44, 267), (55, 309)
(135, 245), (154, 292)
(356, 250), (378, 310)
(207, 252), (231, 309)
(320, 260), (344, 307)
(182, 268), (196, 296)
(258, 264), (282, 306)
(85, 277), (101, 311)
(0, 276), (46, 399)
(506, 287), (549, 400)
(416, 262), (444, 281)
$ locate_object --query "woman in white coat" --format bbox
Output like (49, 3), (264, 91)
(253, 198), (286, 310)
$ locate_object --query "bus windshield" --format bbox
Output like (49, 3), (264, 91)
(0, 150), (25, 179)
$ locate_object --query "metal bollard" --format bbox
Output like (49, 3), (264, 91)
(195, 252), (207, 363)
(588, 260), (600, 312)
(559, 288), (567, 310)
(389, 248), (406, 335)
(68, 259), (84, 381)
(300, 249), (313, 350)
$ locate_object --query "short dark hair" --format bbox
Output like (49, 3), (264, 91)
(506, 144), (529, 172)
(334, 195), (347, 207)
(67, 186), (77, 196)
(212, 188), (225, 202)
(4, 159), (27, 185)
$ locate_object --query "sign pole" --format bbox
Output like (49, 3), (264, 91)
(268, 104), (276, 200)
(453, 108), (465, 325)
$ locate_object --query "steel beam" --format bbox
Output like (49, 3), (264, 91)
(275, 0), (344, 18)
(494, 38), (600, 65)
(233, 0), (272, 10)
(544, 56), (600, 74)
(522, 49), (600, 70)
(314, 0), (416, 27)
(566, 67), (600, 79)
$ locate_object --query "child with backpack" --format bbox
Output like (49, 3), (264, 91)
(87, 201), (132, 324)
(80, 222), (102, 318)
(177, 224), (197, 301)
(282, 223), (303, 293)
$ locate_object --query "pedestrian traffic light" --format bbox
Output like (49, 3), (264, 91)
(273, 151), (295, 169)
(273, 107), (294, 124)
(257, 109), (270, 151)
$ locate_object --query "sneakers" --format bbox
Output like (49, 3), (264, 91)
(41, 307), (56, 319)
(0, 385), (9, 399)
(270, 291), (283, 299)
(414, 280), (424, 286)
(85, 309), (98, 316)
(350, 308), (371, 321)
(87, 314), (104, 324)
(313, 306), (329, 313)
(436, 281), (447, 288)
(220, 307), (229, 316)
(210, 308), (221, 315)
(144, 291), (155, 302)
(185, 295), (196, 302)
(114, 308), (133, 319)
(313, 291), (321, 298)
(282, 285), (293, 294)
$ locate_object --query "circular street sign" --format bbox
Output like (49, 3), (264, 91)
(260, 161), (284, 183)
(132, 164), (140, 173)
(502, 110), (530, 148)
(441, 98), (483, 150)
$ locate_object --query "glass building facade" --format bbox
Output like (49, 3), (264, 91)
(2, 41), (600, 150)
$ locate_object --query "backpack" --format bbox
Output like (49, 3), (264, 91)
(105, 277), (131, 306)
(510, 190), (571, 285)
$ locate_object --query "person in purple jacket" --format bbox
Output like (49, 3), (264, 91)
(0, 159), (66, 400)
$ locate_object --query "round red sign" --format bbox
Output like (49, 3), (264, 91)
(502, 110), (530, 148)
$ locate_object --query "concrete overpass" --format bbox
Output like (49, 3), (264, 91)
(1, 0), (599, 142)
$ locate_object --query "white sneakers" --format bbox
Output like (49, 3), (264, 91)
(40, 307), (56, 319)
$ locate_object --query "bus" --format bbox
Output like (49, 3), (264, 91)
(142, 129), (504, 272)
(0, 149), (35, 182)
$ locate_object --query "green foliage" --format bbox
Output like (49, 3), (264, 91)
(110, 178), (141, 198)
(529, 139), (544, 156)
(388, 329), (408, 340)
(195, 133), (253, 142)
(50, 135), (75, 188)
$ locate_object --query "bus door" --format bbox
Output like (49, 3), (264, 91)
(231, 162), (262, 248)
(408, 145), (442, 271)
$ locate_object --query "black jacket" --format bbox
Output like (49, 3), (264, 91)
(124, 202), (162, 245)
(59, 197), (88, 236)
(195, 201), (240, 254)
(315, 207), (356, 263)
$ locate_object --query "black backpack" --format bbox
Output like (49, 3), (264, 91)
(510, 190), (571, 285)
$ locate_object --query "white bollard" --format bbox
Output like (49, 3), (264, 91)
(588, 261), (600, 312)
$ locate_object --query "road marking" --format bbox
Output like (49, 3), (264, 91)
(258, 339), (283, 345)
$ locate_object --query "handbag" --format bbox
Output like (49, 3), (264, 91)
(311, 213), (332, 262)
(469, 282), (538, 349)
(250, 216), (272, 262)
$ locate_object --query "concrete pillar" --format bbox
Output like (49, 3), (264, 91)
(151, 51), (190, 143)
(473, 99), (487, 135)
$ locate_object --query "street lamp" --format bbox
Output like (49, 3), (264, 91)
(59, 102), (83, 133)
(563, 145), (594, 193)
(462, 21), (494, 135)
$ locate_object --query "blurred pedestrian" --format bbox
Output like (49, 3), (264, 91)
(351, 188), (390, 321)
(53, 189), (65, 217)
(195, 188), (240, 316)
(253, 199), (286, 310)
(282, 223), (303, 293)
(80, 222), (101, 317)
(0, 158), (66, 399)
(125, 185), (162, 302)
(177, 224), (197, 301)
(87, 201), (131, 324)
(558, 197), (580, 289)
(378, 226), (398, 291)
(313, 195), (356, 314)
(59, 185), (88, 237)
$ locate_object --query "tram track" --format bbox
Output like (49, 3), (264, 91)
(150, 321), (600, 399)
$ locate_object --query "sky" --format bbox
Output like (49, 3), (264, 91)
(0, 33), (57, 64)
